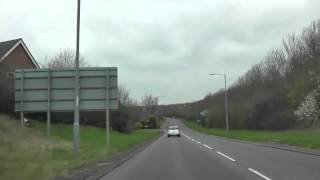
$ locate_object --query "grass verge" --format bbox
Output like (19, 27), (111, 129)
(184, 120), (320, 149)
(0, 114), (160, 180)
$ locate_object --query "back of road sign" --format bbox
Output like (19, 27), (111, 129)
(15, 67), (118, 112)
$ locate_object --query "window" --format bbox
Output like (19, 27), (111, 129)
(6, 72), (15, 79)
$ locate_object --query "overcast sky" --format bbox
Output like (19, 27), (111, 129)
(1, 0), (319, 104)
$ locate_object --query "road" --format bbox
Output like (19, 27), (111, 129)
(101, 118), (320, 180)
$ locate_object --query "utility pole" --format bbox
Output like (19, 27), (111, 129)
(73, 0), (81, 156)
(209, 73), (229, 134)
(156, 96), (166, 128)
(223, 74), (229, 134)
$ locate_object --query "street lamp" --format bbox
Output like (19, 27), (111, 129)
(209, 73), (229, 134)
(73, 0), (81, 155)
(156, 96), (166, 128)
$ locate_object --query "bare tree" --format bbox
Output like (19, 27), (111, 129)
(240, 63), (264, 87)
(118, 85), (132, 105)
(301, 20), (320, 57)
(141, 94), (158, 114)
(262, 48), (287, 81)
(283, 33), (307, 72)
(41, 48), (89, 69)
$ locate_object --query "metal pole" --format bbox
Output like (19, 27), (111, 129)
(20, 70), (24, 127)
(47, 69), (51, 137)
(224, 74), (229, 134)
(73, 0), (81, 156)
(155, 96), (165, 128)
(106, 104), (110, 148)
(106, 70), (110, 149)
(157, 118), (159, 128)
(20, 110), (24, 127)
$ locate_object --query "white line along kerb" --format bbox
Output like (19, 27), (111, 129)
(203, 144), (213, 150)
(248, 168), (272, 180)
(216, 151), (236, 162)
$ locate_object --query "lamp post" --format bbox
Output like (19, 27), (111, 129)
(209, 73), (229, 134)
(156, 96), (166, 128)
(73, 0), (81, 156)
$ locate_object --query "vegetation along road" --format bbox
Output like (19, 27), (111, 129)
(0, 114), (160, 180)
(184, 120), (320, 149)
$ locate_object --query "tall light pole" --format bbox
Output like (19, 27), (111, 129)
(73, 0), (81, 156)
(156, 96), (166, 128)
(209, 73), (229, 134)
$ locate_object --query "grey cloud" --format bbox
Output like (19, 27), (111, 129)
(1, 0), (319, 104)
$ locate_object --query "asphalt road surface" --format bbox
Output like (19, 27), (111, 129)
(101, 118), (320, 180)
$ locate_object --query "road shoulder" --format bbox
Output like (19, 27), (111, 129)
(193, 130), (320, 157)
(57, 131), (164, 180)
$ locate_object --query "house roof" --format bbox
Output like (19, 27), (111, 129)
(0, 38), (40, 68)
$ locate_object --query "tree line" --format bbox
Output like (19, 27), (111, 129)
(165, 19), (320, 130)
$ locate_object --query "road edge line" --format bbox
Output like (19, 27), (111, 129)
(216, 151), (236, 162)
(248, 168), (272, 180)
(203, 144), (213, 150)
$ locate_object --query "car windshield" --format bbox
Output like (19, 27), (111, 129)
(169, 126), (178, 130)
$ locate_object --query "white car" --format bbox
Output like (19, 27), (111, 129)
(167, 126), (181, 137)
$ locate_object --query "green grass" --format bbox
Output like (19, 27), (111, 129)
(0, 114), (160, 180)
(184, 120), (320, 149)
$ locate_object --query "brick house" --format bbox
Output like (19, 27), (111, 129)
(0, 38), (39, 112)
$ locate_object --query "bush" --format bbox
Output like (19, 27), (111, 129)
(134, 122), (143, 129)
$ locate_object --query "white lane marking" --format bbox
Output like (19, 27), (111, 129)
(182, 133), (212, 150)
(203, 144), (213, 150)
(183, 134), (196, 142)
(248, 168), (272, 180)
(216, 151), (236, 162)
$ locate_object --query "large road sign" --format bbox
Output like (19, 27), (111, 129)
(15, 67), (118, 112)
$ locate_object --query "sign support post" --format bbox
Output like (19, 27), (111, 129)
(106, 69), (110, 149)
(47, 69), (51, 137)
(20, 70), (24, 127)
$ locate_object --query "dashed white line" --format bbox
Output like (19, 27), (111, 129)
(203, 144), (213, 150)
(248, 168), (272, 180)
(183, 134), (195, 142)
(216, 151), (236, 162)
(180, 133), (271, 180)
(183, 135), (212, 150)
